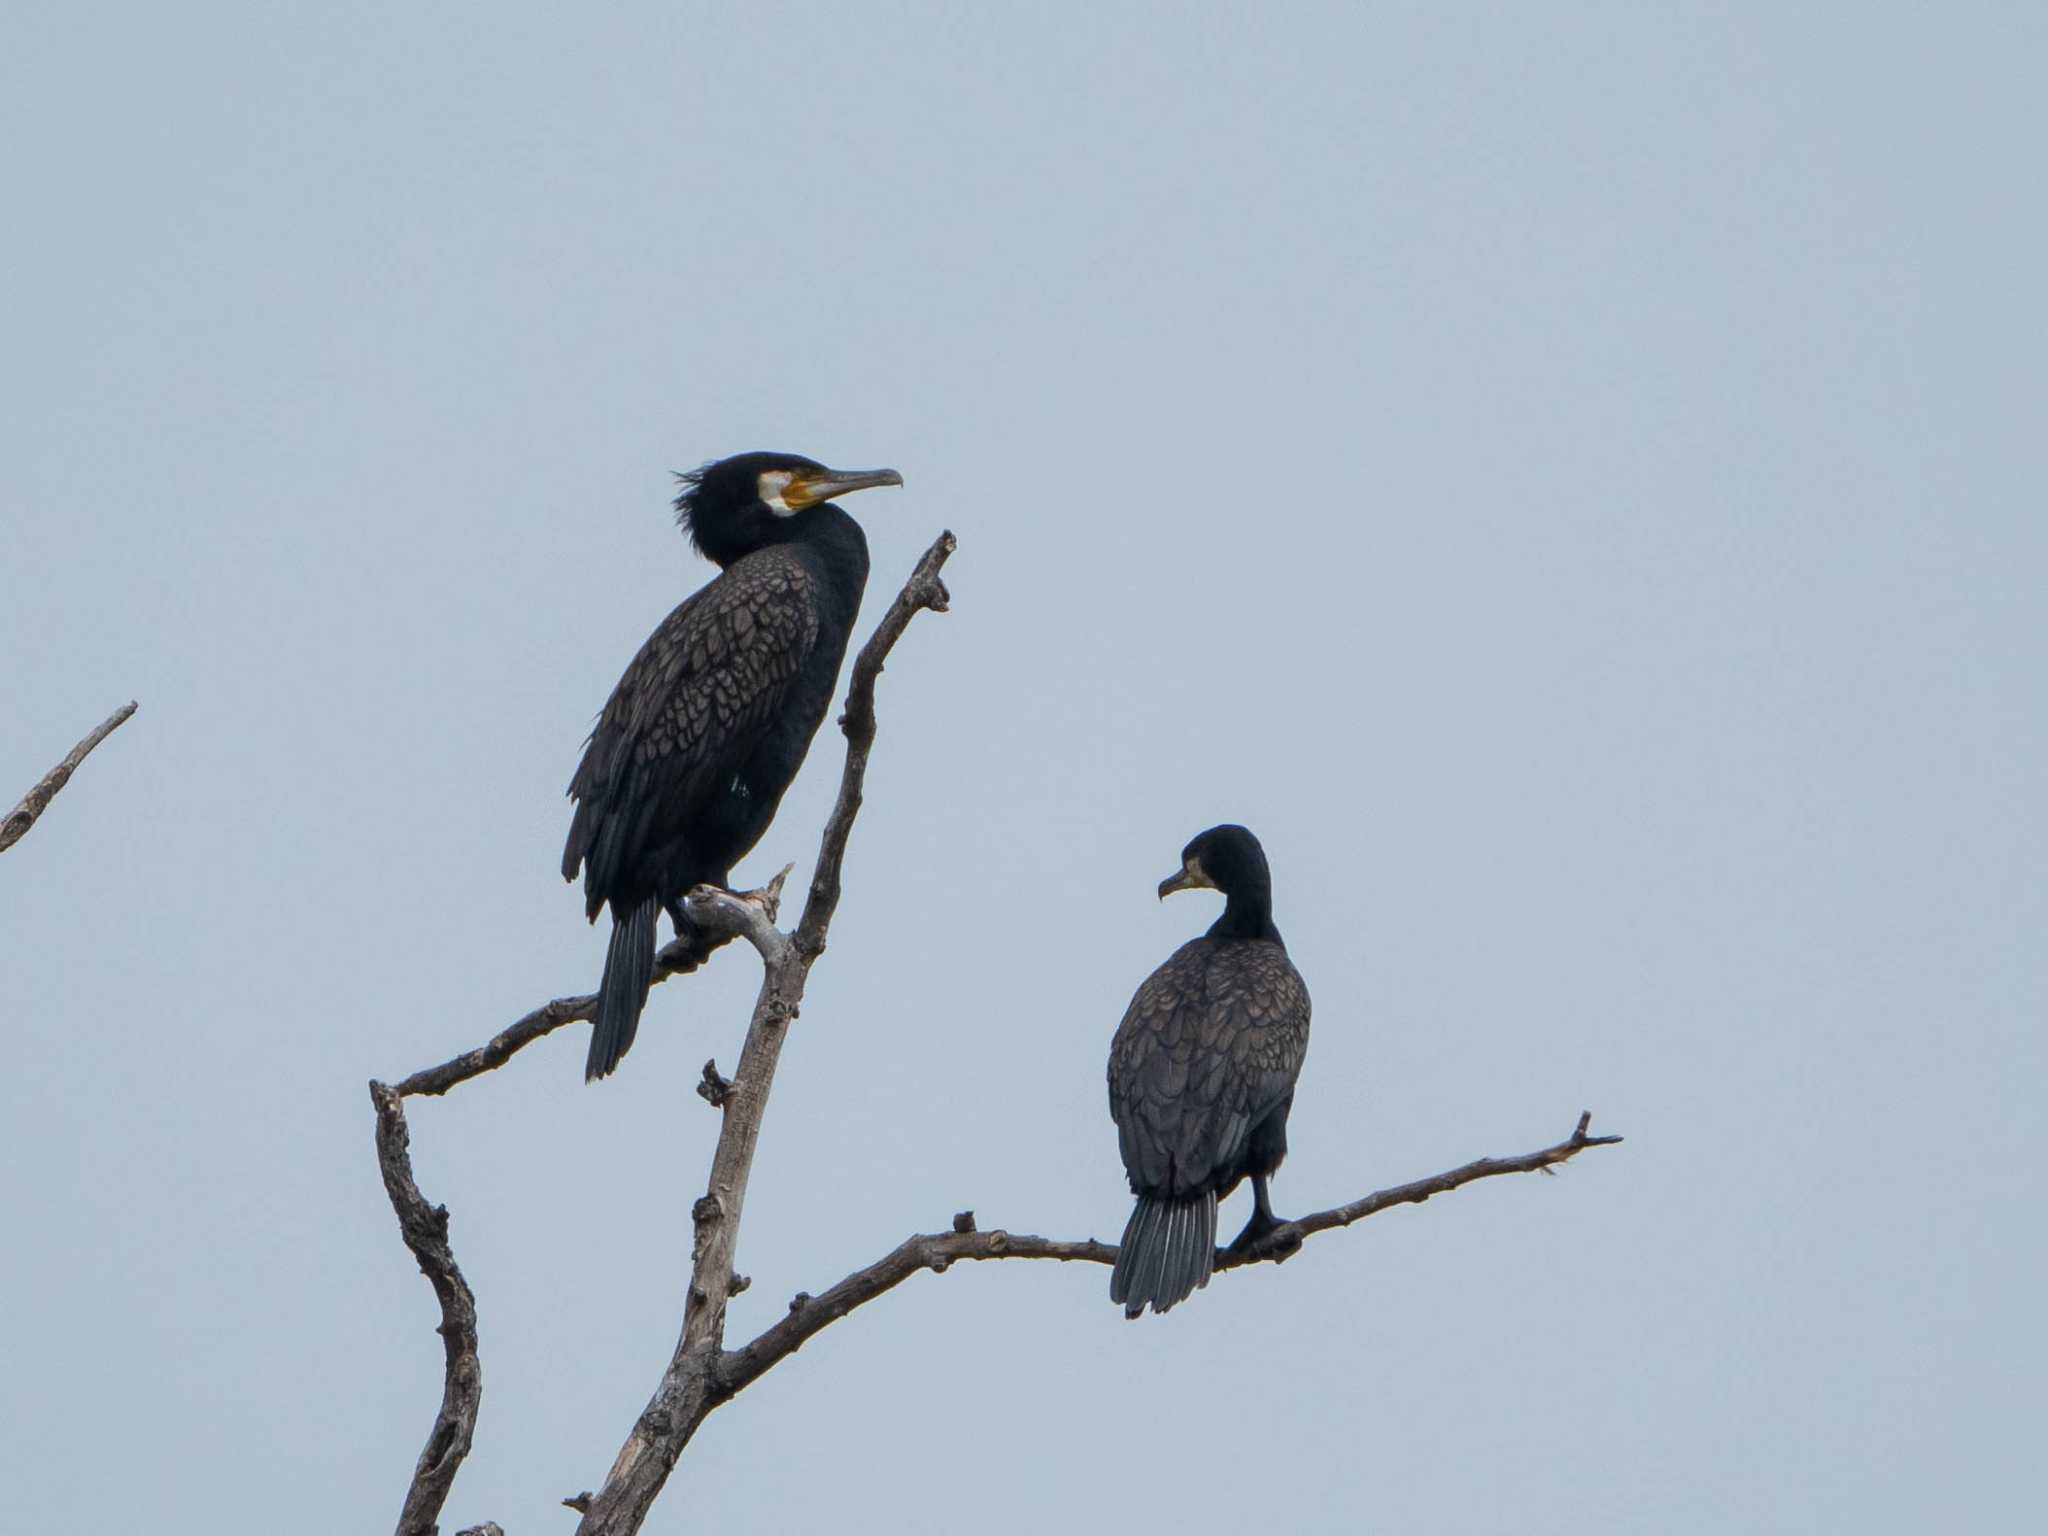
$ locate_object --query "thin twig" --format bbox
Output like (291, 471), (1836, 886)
(795, 531), (954, 961)
(0, 701), (137, 855)
(371, 1082), (485, 1536)
(573, 531), (955, 1536)
(718, 1113), (1622, 1394)
(392, 993), (599, 1098)
(1219, 1108), (1625, 1267)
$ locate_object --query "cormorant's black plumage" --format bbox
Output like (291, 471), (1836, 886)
(1107, 825), (1312, 1318)
(563, 451), (900, 1081)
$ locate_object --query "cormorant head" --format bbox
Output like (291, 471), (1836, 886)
(674, 450), (903, 567)
(1158, 824), (1272, 903)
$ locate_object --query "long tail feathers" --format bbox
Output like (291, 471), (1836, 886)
(1110, 1192), (1218, 1319)
(586, 895), (659, 1082)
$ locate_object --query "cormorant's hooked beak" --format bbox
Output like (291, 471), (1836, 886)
(782, 466), (904, 511)
(1158, 861), (1214, 901)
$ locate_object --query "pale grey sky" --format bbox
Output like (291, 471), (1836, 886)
(4, 4), (2043, 1531)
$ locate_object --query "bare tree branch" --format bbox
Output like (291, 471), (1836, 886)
(796, 532), (956, 960)
(1, 701), (137, 855)
(1219, 1108), (1624, 1265)
(718, 1112), (1622, 1393)
(392, 993), (597, 1098)
(385, 871), (804, 1100)
(573, 531), (955, 1536)
(370, 1082), (485, 1536)
(364, 524), (1621, 1536)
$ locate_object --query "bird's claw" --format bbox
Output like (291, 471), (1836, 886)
(1227, 1213), (1300, 1260)
(656, 935), (709, 974)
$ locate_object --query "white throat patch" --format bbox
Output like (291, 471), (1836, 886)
(757, 469), (798, 516)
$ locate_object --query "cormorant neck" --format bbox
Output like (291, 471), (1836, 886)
(791, 503), (869, 589)
(1208, 888), (1280, 943)
(696, 503), (865, 571)
(797, 500), (865, 547)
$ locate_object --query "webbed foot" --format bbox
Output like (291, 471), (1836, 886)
(1227, 1207), (1286, 1255)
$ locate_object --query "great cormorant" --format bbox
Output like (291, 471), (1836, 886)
(563, 451), (902, 1081)
(1107, 824), (1313, 1318)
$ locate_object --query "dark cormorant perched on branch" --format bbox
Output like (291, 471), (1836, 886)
(563, 451), (901, 1081)
(1107, 824), (1313, 1318)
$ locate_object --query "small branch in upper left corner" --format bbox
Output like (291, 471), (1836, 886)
(0, 701), (137, 855)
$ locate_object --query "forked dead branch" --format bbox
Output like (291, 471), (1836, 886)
(366, 530), (1621, 1536)
(371, 1083), (481, 1536)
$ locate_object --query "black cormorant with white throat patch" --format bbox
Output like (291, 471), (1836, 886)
(1107, 824), (1313, 1318)
(563, 451), (902, 1081)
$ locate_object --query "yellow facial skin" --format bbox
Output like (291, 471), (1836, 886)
(765, 466), (904, 514)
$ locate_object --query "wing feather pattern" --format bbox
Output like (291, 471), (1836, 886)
(1107, 937), (1312, 1200)
(563, 548), (822, 915)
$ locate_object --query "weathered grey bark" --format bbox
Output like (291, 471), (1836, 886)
(371, 1083), (482, 1536)
(1, 701), (136, 854)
